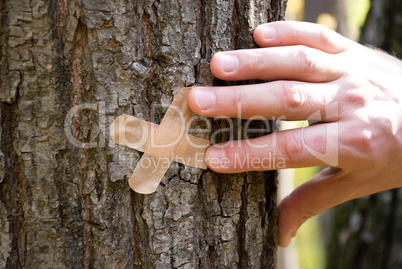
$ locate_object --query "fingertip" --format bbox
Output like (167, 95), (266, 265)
(278, 217), (298, 247)
(253, 23), (277, 47)
(188, 87), (217, 115)
(277, 193), (307, 247)
(187, 87), (197, 112)
(278, 235), (292, 248)
(209, 53), (222, 78)
(210, 52), (240, 79)
(205, 146), (231, 172)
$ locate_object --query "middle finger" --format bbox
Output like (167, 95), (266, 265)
(210, 46), (346, 82)
(188, 81), (340, 121)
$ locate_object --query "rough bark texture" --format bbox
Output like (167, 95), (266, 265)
(0, 0), (287, 268)
(326, 1), (402, 268)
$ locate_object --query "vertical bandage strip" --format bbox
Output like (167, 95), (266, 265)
(110, 88), (210, 194)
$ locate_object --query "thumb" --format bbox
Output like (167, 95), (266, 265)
(278, 167), (349, 247)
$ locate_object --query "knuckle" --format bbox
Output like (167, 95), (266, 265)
(255, 50), (266, 71)
(354, 137), (373, 156)
(277, 133), (304, 165)
(344, 90), (368, 107)
(231, 87), (242, 112)
(316, 26), (336, 48)
(297, 46), (320, 76)
(279, 196), (315, 227)
(341, 76), (372, 107)
(341, 128), (374, 155)
(280, 82), (304, 114)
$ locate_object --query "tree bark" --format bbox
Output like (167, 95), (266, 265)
(326, 1), (402, 268)
(0, 0), (286, 268)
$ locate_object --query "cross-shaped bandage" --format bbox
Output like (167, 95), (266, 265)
(110, 88), (210, 194)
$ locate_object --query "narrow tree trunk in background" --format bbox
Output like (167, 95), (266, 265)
(326, 1), (402, 268)
(0, 0), (286, 268)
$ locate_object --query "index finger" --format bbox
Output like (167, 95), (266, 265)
(253, 21), (354, 54)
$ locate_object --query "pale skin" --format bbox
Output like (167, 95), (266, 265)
(187, 21), (402, 247)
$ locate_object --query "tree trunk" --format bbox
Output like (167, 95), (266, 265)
(0, 0), (286, 268)
(326, 1), (402, 268)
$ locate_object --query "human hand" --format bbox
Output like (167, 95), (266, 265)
(187, 21), (402, 247)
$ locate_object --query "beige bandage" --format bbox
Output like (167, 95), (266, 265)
(110, 88), (210, 194)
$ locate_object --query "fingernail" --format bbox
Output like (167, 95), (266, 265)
(194, 88), (216, 111)
(206, 147), (230, 169)
(217, 54), (239, 73)
(262, 26), (276, 40)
